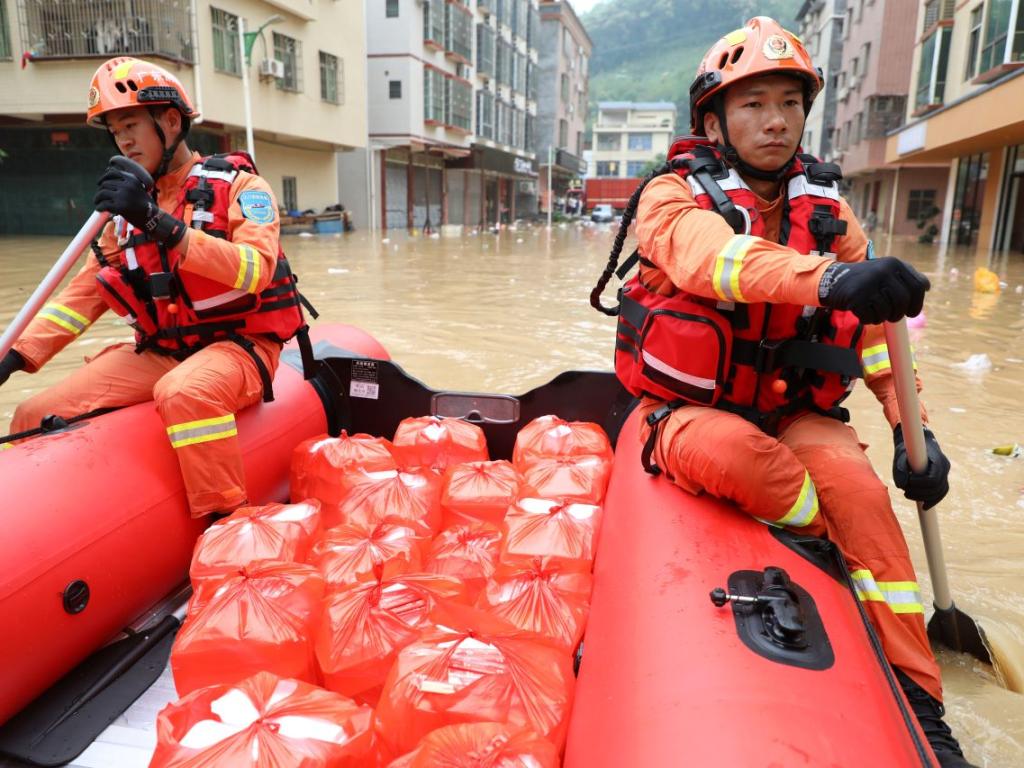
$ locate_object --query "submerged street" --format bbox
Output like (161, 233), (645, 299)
(1, 225), (1023, 764)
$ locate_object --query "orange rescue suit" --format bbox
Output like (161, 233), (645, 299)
(12, 152), (284, 516)
(633, 164), (943, 702)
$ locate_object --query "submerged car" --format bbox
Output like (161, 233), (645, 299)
(591, 204), (615, 223)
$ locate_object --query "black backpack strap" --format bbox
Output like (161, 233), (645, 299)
(641, 400), (684, 476)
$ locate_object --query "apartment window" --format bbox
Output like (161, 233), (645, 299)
(861, 42), (871, 76)
(597, 132), (620, 151)
(596, 161), (620, 177)
(577, 131), (583, 154)
(915, 26), (951, 109)
(966, 5), (984, 79)
(477, 24), (496, 77)
(559, 119), (569, 148)
(527, 60), (538, 101)
(851, 57), (859, 77)
(907, 189), (938, 221)
(273, 33), (302, 92)
(477, 89), (495, 139)
(0, 0), (9, 59)
(448, 3), (473, 61)
(979, 0), (1024, 74)
(561, 74), (569, 102)
(319, 52), (341, 104)
(628, 133), (653, 151)
(450, 78), (473, 131)
(423, 0), (445, 45)
(424, 68), (446, 122)
(211, 8), (240, 76)
(389, 80), (402, 99)
(627, 160), (647, 177)
(386, 0), (399, 17)
(282, 177), (298, 213)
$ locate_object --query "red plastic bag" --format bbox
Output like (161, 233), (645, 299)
(501, 497), (602, 567)
(519, 454), (613, 505)
(334, 468), (442, 535)
(512, 416), (612, 468)
(477, 557), (592, 653)
(315, 568), (467, 706)
(424, 523), (503, 601)
(310, 521), (428, 588)
(392, 416), (489, 473)
(190, 502), (322, 595)
(150, 671), (375, 768)
(374, 605), (574, 761)
(440, 460), (521, 528)
(172, 562), (325, 696)
(290, 430), (396, 508)
(387, 722), (559, 768)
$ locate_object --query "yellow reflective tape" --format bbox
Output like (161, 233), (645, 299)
(39, 303), (90, 335)
(169, 427), (238, 449)
(889, 602), (926, 614)
(166, 414), (236, 435)
(876, 580), (920, 592)
(40, 314), (82, 335)
(48, 303), (89, 326)
(775, 471), (819, 527)
(713, 235), (753, 302)
(233, 245), (260, 293)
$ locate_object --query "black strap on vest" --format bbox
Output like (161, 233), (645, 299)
(230, 334), (275, 403)
(685, 147), (749, 235)
(640, 400), (685, 476)
(731, 338), (862, 379)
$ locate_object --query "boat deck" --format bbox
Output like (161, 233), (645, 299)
(0, 664), (175, 768)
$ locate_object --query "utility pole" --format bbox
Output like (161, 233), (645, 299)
(238, 18), (255, 160)
(547, 145), (554, 229)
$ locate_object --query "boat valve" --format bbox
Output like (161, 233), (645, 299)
(710, 567), (809, 649)
(710, 588), (759, 607)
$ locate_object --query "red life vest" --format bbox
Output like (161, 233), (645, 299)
(94, 152), (307, 362)
(614, 138), (863, 433)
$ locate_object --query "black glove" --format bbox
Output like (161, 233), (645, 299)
(0, 349), (26, 387)
(892, 424), (950, 510)
(818, 257), (930, 324)
(93, 168), (186, 248)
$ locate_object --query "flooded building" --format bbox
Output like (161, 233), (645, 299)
(355, 0), (540, 232)
(588, 102), (676, 179)
(535, 0), (590, 215)
(795, 0), (846, 160)
(0, 0), (367, 235)
(887, 0), (1024, 252)
(832, 0), (949, 239)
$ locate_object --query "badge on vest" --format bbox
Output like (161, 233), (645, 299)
(238, 190), (275, 224)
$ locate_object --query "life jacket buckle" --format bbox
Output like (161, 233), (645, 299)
(149, 271), (176, 300)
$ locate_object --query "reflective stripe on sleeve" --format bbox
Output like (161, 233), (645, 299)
(233, 245), (261, 294)
(712, 235), (755, 303)
(166, 414), (238, 449)
(850, 569), (925, 614)
(862, 342), (916, 376)
(39, 303), (90, 335)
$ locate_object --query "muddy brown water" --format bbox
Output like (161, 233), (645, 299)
(1, 225), (1022, 765)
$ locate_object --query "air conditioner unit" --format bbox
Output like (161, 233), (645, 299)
(259, 59), (286, 79)
(848, 75), (859, 90)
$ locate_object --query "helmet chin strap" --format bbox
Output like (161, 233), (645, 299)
(714, 98), (796, 184)
(147, 108), (190, 183)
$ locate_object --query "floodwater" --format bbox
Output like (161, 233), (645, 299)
(1, 224), (1023, 765)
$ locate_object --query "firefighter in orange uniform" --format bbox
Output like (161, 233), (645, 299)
(0, 57), (308, 517)
(598, 18), (972, 768)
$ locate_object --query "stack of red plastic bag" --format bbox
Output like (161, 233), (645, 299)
(477, 556), (592, 654)
(172, 561), (325, 695)
(310, 520), (428, 588)
(392, 416), (489, 472)
(315, 565), (468, 706)
(150, 671), (375, 768)
(424, 522), (503, 600)
(440, 460), (521, 528)
(387, 722), (559, 768)
(374, 605), (574, 761)
(188, 501), (322, 607)
(519, 454), (613, 505)
(290, 431), (397, 515)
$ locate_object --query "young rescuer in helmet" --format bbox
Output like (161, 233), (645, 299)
(608, 17), (971, 767)
(0, 57), (309, 517)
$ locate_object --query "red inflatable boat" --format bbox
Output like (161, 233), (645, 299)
(0, 324), (386, 730)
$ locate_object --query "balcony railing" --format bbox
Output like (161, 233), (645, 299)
(18, 0), (195, 63)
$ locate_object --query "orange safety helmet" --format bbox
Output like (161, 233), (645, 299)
(86, 56), (200, 128)
(689, 17), (822, 135)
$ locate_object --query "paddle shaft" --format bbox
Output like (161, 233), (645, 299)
(0, 211), (110, 361)
(884, 318), (954, 612)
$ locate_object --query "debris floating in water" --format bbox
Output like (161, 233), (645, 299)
(952, 353), (993, 372)
(991, 444), (1022, 458)
(328, 268), (349, 275)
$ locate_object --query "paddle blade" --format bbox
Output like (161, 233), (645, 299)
(928, 602), (991, 664)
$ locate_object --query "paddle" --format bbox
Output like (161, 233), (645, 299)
(0, 156), (153, 360)
(884, 318), (991, 663)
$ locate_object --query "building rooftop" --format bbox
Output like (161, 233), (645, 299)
(597, 101), (677, 111)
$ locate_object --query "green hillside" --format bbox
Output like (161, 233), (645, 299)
(581, 0), (803, 131)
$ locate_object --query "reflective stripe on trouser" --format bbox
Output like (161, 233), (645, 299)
(38, 302), (91, 335)
(153, 337), (280, 516)
(642, 403), (943, 702)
